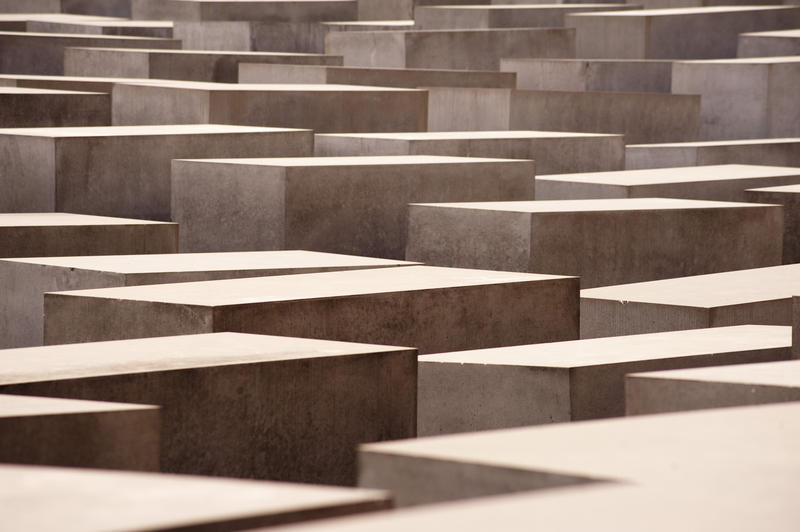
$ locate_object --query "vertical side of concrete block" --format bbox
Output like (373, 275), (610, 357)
(0, 135), (56, 212)
(580, 298), (711, 339)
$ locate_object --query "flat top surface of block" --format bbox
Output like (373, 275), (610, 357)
(0, 14), (126, 22)
(748, 184), (800, 193)
(0, 394), (157, 418)
(121, 80), (420, 92)
(179, 155), (520, 167)
(540, 164), (800, 185)
(49, 266), (571, 306)
(0, 333), (407, 385)
(0, 87), (103, 96)
(320, 130), (619, 140)
(630, 359), (800, 387)
(570, 5), (796, 16)
(424, 3), (622, 9)
(628, 137), (800, 148)
(0, 213), (170, 227)
(411, 197), (766, 213)
(1, 250), (412, 274)
(741, 29), (800, 37)
(0, 124), (305, 138)
(679, 56), (800, 64)
(420, 325), (789, 368)
(72, 46), (331, 57)
(581, 264), (800, 307)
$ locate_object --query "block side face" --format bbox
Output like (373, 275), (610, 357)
(112, 84), (210, 126)
(325, 31), (406, 68)
(767, 63), (800, 139)
(580, 298), (710, 339)
(535, 181), (628, 200)
(794, 296), (800, 359)
(710, 298), (793, 328)
(696, 143), (800, 168)
(569, 16), (647, 59)
(0, 91), (110, 128)
(626, 146), (698, 170)
(172, 21), (252, 52)
(64, 48), (150, 79)
(427, 88), (511, 132)
(0, 135), (55, 212)
(586, 61), (673, 94)
(746, 188), (800, 264)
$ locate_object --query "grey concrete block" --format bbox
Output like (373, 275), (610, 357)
(0, 0), (131, 17)
(795, 296), (799, 359)
(419, 325), (791, 435)
(0, 333), (417, 485)
(0, 14), (170, 38)
(746, 184), (800, 264)
(171, 155), (535, 256)
(416, 4), (638, 29)
(626, 138), (800, 170)
(0, 87), (109, 127)
(0, 73), (161, 93)
(738, 29), (800, 58)
(131, 0), (357, 22)
(42, 266), (580, 353)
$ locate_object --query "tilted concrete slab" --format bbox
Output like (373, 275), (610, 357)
(0, 87), (109, 127)
(171, 155), (535, 256)
(0, 213), (177, 258)
(406, 198), (781, 288)
(746, 184), (800, 263)
(1, 15), (173, 38)
(418, 325), (791, 435)
(0, 73), (178, 93)
(580, 264), (800, 338)
(0, 250), (414, 348)
(315, 131), (624, 174)
(0, 333), (416, 484)
(1, 464), (390, 531)
(738, 29), (800, 58)
(0, 124), (311, 220)
(626, 138), (800, 170)
(416, 4), (638, 29)
(0, 394), (159, 470)
(43, 266), (579, 352)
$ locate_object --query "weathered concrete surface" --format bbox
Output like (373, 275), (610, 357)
(131, 0), (357, 22)
(415, 4), (638, 29)
(43, 266), (580, 353)
(418, 325), (791, 435)
(0, 14), (170, 38)
(0, 73), (166, 93)
(0, 394), (159, 470)
(626, 138), (800, 170)
(795, 296), (799, 359)
(1, 464), (391, 531)
(0, 0), (131, 17)
(0, 333), (416, 485)
(0, 250), (414, 349)
(580, 264), (800, 338)
(746, 184), (800, 264)
(0, 87), (109, 127)
(0, 124), (311, 220)
(315, 131), (624, 174)
(406, 198), (781, 288)
(738, 29), (800, 58)
(171, 155), (535, 256)
(0, 213), (177, 258)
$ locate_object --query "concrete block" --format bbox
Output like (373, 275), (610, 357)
(0, 14), (169, 38)
(324, 28), (575, 70)
(795, 296), (799, 358)
(1, 464), (390, 531)
(580, 264), (800, 338)
(0, 124), (311, 220)
(43, 266), (580, 353)
(566, 6), (800, 59)
(0, 87), (109, 127)
(0, 394), (159, 470)
(0, 250), (414, 349)
(626, 138), (800, 170)
(419, 325), (791, 435)
(406, 198), (781, 288)
(0, 333), (416, 485)
(65, 47), (342, 83)
(746, 184), (800, 264)
(501, 58), (672, 93)
(416, 4), (637, 29)
(315, 131), (625, 174)
(0, 0), (131, 17)
(0, 73), (163, 93)
(112, 81), (427, 133)
(0, 213), (177, 258)
(358, 401), (800, 506)
(636, 0), (785, 8)
(738, 29), (800, 58)
(358, 0), (413, 20)
(131, 0), (357, 22)
(171, 155), (535, 256)
(536, 164), (800, 201)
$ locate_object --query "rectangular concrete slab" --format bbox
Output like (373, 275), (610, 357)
(0, 333), (417, 485)
(171, 155), (535, 256)
(419, 325), (791, 435)
(43, 266), (580, 353)
(746, 184), (800, 263)
(626, 138), (800, 169)
(580, 264), (800, 338)
(406, 198), (782, 288)
(0, 87), (109, 127)
(0, 124), (312, 220)
(415, 4), (638, 29)
(0, 394), (159, 471)
(738, 29), (800, 58)
(131, 0), (357, 22)
(5, 15), (173, 38)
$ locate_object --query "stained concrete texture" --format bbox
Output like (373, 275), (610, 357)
(0, 213), (177, 258)
(1, 464), (390, 531)
(42, 266), (580, 353)
(626, 138), (800, 169)
(580, 264), (800, 338)
(418, 325), (791, 435)
(131, 0), (358, 22)
(0, 87), (109, 127)
(415, 4), (638, 29)
(0, 394), (159, 470)
(406, 198), (782, 288)
(0, 14), (173, 38)
(0, 73), (175, 93)
(795, 296), (800, 358)
(0, 250), (415, 349)
(746, 184), (800, 263)
(738, 29), (800, 58)
(170, 155), (535, 257)
(0, 0), (132, 17)
(0, 333), (416, 485)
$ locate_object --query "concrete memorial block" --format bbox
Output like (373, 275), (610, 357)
(536, 164), (800, 201)
(0, 124), (311, 219)
(0, 87), (109, 127)
(0, 213), (177, 259)
(171, 155), (534, 256)
(315, 131), (624, 174)
(795, 296), (799, 358)
(65, 47), (342, 83)
(0, 31), (180, 75)
(0, 250), (414, 349)
(0, 394), (159, 470)
(324, 28), (575, 70)
(357, 0), (413, 20)
(501, 58), (672, 93)
(566, 6), (800, 59)
(0, 73), (163, 93)
(0, 333), (417, 485)
(747, 185), (800, 264)
(418, 325), (791, 435)
(626, 138), (800, 170)
(239, 63), (515, 89)
(112, 81), (427, 133)
(0, 0), (131, 17)
(415, 4), (637, 29)
(131, 0), (357, 21)
(627, 359), (800, 416)
(1, 464), (390, 531)
(1, 14), (174, 38)
(581, 264), (800, 339)
(358, 401), (800, 506)
(738, 29), (800, 58)
(406, 198), (780, 288)
(672, 57), (800, 140)
(43, 266), (579, 352)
